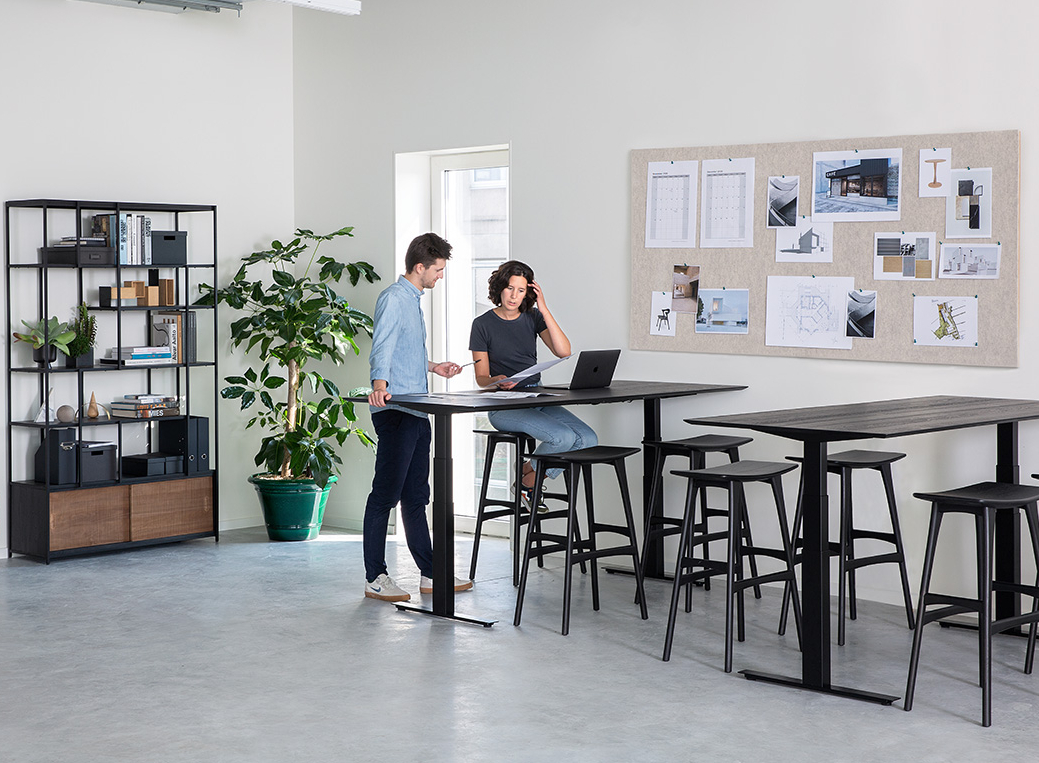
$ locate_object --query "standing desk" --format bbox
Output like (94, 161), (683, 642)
(686, 395), (1039, 704)
(371, 380), (746, 626)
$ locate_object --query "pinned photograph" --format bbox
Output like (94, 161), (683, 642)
(671, 264), (700, 313)
(812, 148), (902, 222)
(946, 167), (993, 239)
(650, 291), (676, 337)
(767, 176), (799, 227)
(919, 148), (952, 198)
(873, 232), (937, 281)
(695, 288), (749, 334)
(775, 218), (833, 263)
(913, 295), (978, 347)
(939, 243), (1001, 279)
(846, 290), (876, 339)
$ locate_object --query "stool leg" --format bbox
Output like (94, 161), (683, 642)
(511, 438), (526, 587)
(561, 463), (582, 636)
(905, 503), (944, 713)
(583, 462), (600, 612)
(734, 482), (747, 644)
(881, 463), (916, 630)
(1024, 503), (1039, 675)
(514, 459), (550, 627)
(469, 436), (498, 582)
(615, 456), (648, 621)
(694, 451), (712, 593)
(724, 482), (740, 673)
(663, 477), (698, 661)
(772, 475), (802, 646)
(979, 507), (993, 727)
(779, 465), (805, 636)
(837, 466), (851, 646)
(735, 475), (763, 601)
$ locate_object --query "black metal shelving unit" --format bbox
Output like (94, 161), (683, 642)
(5, 199), (220, 562)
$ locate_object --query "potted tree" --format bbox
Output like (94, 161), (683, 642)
(13, 316), (75, 366)
(65, 302), (97, 368)
(197, 226), (380, 541)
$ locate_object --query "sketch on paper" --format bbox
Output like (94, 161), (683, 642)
(873, 232), (937, 281)
(695, 288), (749, 334)
(765, 275), (854, 350)
(767, 176), (799, 227)
(913, 295), (978, 347)
(919, 148), (952, 198)
(671, 264), (700, 313)
(775, 218), (833, 263)
(812, 148), (902, 222)
(846, 290), (876, 339)
(646, 160), (698, 248)
(650, 291), (676, 337)
(946, 167), (993, 239)
(700, 157), (755, 248)
(939, 243), (1001, 279)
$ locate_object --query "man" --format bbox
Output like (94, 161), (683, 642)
(363, 232), (473, 602)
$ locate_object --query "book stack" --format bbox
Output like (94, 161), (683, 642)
(52, 235), (109, 248)
(100, 346), (173, 366)
(110, 394), (181, 419)
(92, 213), (152, 265)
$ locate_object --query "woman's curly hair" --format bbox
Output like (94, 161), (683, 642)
(487, 260), (536, 312)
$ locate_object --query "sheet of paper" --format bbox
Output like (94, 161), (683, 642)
(765, 275), (854, 350)
(695, 288), (749, 334)
(812, 147), (902, 223)
(913, 295), (978, 347)
(873, 232), (936, 281)
(946, 167), (993, 239)
(645, 160), (698, 248)
(480, 356), (571, 388)
(775, 218), (833, 263)
(919, 148), (952, 198)
(700, 157), (755, 248)
(766, 175), (799, 227)
(939, 243), (1001, 279)
(649, 291), (675, 336)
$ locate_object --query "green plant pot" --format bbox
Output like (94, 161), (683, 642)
(248, 473), (338, 541)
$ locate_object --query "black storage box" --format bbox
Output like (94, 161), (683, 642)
(39, 246), (116, 266)
(34, 429), (78, 485)
(79, 442), (118, 484)
(150, 230), (187, 266)
(122, 452), (184, 477)
(158, 416), (209, 474)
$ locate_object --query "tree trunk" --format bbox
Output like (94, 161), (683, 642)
(281, 355), (299, 478)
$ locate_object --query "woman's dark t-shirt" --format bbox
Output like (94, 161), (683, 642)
(469, 308), (549, 386)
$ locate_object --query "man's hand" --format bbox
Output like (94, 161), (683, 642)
(431, 361), (463, 378)
(368, 388), (392, 407)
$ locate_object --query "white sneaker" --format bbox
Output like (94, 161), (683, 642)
(419, 575), (474, 594)
(364, 573), (411, 602)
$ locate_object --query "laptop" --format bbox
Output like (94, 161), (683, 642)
(539, 349), (621, 390)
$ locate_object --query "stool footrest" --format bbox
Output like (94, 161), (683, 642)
(993, 612), (1039, 635)
(590, 522), (637, 537)
(733, 569), (794, 592)
(920, 602), (978, 626)
(741, 546), (790, 563)
(572, 545), (639, 565)
(849, 529), (897, 543)
(844, 551), (903, 572)
(992, 580), (1039, 598)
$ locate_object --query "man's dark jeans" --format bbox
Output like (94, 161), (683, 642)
(363, 409), (435, 583)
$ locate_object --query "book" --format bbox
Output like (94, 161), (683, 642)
(110, 407), (181, 419)
(142, 216), (152, 264)
(100, 357), (169, 367)
(110, 400), (180, 411)
(154, 311), (182, 363)
(124, 394), (179, 402)
(185, 310), (197, 363)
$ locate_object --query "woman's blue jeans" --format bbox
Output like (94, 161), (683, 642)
(487, 406), (598, 479)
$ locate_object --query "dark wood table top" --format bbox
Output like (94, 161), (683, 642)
(358, 380), (747, 416)
(685, 395), (1039, 442)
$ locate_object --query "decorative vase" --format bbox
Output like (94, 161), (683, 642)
(32, 346), (57, 366)
(87, 392), (99, 419)
(248, 474), (337, 541)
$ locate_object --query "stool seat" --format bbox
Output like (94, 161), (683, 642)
(540, 445), (641, 463)
(787, 449), (906, 469)
(914, 481), (1039, 508)
(647, 434), (753, 452)
(673, 460), (797, 483)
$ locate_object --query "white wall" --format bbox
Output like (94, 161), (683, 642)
(292, 0), (1039, 604)
(0, 0), (297, 546)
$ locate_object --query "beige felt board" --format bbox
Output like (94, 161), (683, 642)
(630, 130), (1019, 366)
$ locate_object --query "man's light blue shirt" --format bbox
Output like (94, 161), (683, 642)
(369, 275), (428, 418)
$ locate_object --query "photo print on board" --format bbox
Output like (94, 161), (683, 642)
(671, 264), (700, 313)
(775, 218), (833, 263)
(939, 243), (1001, 279)
(919, 147), (952, 198)
(649, 291), (676, 337)
(846, 290), (877, 339)
(873, 232), (937, 281)
(695, 288), (749, 334)
(812, 148), (902, 222)
(946, 167), (993, 239)
(766, 176), (799, 227)
(913, 295), (978, 347)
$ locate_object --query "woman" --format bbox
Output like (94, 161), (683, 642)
(469, 260), (597, 509)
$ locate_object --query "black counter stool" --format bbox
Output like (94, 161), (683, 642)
(513, 445), (648, 635)
(662, 460), (802, 672)
(904, 481), (1039, 727)
(470, 430), (573, 586)
(642, 433), (758, 595)
(780, 449), (915, 646)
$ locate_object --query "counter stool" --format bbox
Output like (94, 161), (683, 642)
(641, 434), (759, 596)
(780, 449), (915, 645)
(904, 481), (1039, 727)
(662, 460), (802, 672)
(513, 445), (648, 635)
(470, 430), (572, 586)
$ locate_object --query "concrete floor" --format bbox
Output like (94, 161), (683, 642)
(2, 528), (1037, 762)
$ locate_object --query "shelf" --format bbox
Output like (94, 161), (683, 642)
(12, 470), (215, 491)
(10, 262), (216, 269)
(11, 361), (215, 373)
(6, 199), (216, 213)
(90, 304), (214, 312)
(12, 414), (198, 429)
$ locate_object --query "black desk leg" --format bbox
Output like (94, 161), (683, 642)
(643, 397), (665, 578)
(741, 439), (897, 705)
(395, 412), (496, 627)
(995, 422), (1022, 625)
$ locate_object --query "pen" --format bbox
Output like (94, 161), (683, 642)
(455, 360), (476, 369)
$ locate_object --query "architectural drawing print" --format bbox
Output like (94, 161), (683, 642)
(767, 176), (799, 227)
(939, 243), (1001, 279)
(812, 148), (902, 222)
(765, 275), (854, 349)
(775, 218), (833, 263)
(913, 295), (978, 347)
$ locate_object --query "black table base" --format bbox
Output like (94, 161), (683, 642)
(395, 602), (497, 628)
(741, 670), (899, 705)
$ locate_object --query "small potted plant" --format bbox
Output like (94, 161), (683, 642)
(197, 226), (380, 541)
(65, 302), (97, 368)
(13, 316), (75, 366)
